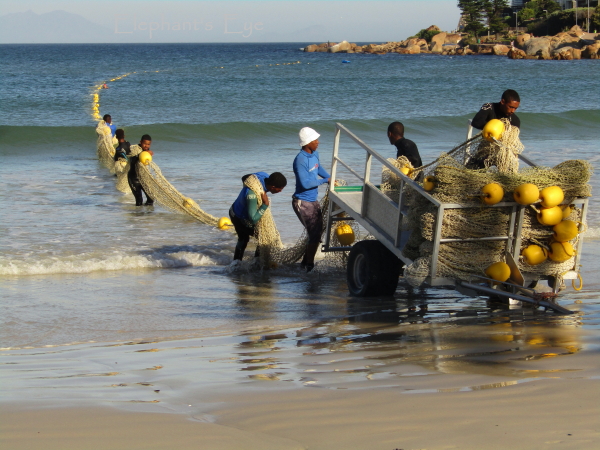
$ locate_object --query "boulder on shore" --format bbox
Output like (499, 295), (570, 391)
(430, 32), (447, 53)
(492, 44), (510, 56)
(523, 37), (552, 59)
(515, 34), (531, 49)
(328, 40), (352, 53)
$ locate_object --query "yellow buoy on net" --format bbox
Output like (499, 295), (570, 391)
(138, 151), (152, 165)
(548, 241), (575, 262)
(553, 220), (579, 242)
(182, 197), (198, 209)
(218, 217), (233, 230)
(521, 244), (548, 265)
(485, 261), (511, 282)
(423, 176), (436, 191)
(481, 183), (504, 205)
(335, 222), (355, 246)
(537, 206), (563, 226)
(513, 183), (539, 205)
(482, 119), (505, 142)
(539, 186), (564, 208)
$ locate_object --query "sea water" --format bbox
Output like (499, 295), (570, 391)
(0, 44), (599, 406)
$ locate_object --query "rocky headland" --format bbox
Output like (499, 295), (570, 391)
(304, 25), (600, 60)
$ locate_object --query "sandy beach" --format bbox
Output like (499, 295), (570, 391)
(3, 378), (599, 449)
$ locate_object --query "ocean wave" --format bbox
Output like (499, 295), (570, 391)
(1, 109), (598, 150)
(0, 250), (228, 276)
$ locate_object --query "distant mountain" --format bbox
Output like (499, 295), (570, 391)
(0, 10), (113, 44)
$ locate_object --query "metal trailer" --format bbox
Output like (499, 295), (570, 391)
(322, 123), (589, 314)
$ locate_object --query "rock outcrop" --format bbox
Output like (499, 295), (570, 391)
(302, 25), (599, 60)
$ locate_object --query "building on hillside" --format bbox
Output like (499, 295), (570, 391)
(513, 1), (598, 11)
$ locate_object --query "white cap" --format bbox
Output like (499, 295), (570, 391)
(299, 127), (320, 147)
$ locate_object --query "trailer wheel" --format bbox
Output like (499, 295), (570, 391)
(347, 240), (401, 297)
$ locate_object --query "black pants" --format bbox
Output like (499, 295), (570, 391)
(128, 175), (153, 206)
(229, 209), (259, 260)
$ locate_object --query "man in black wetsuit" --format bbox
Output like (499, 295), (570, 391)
(387, 121), (423, 181)
(114, 129), (130, 161)
(471, 89), (521, 130)
(127, 134), (154, 206)
(467, 90), (521, 170)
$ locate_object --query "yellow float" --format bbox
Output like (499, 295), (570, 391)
(561, 204), (573, 219)
(485, 261), (511, 282)
(521, 244), (548, 265)
(138, 151), (152, 165)
(218, 217), (233, 230)
(482, 119), (505, 142)
(552, 220), (579, 242)
(537, 206), (563, 226)
(481, 183), (504, 205)
(539, 186), (564, 208)
(335, 222), (355, 246)
(423, 176), (436, 191)
(548, 241), (575, 262)
(513, 183), (539, 205)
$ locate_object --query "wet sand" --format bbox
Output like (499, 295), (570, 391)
(2, 243), (599, 450)
(3, 377), (599, 450)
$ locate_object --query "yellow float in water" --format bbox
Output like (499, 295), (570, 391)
(335, 222), (355, 246)
(482, 119), (505, 142)
(548, 241), (575, 262)
(521, 244), (548, 265)
(539, 186), (564, 208)
(138, 151), (152, 165)
(218, 217), (233, 230)
(485, 261), (511, 282)
(553, 220), (579, 242)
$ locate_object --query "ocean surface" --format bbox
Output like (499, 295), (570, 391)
(0, 43), (599, 407)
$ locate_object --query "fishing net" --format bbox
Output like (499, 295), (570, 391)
(95, 121), (116, 173)
(136, 157), (220, 227)
(399, 125), (592, 287)
(243, 175), (360, 270)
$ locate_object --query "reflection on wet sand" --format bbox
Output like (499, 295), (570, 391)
(229, 284), (586, 392)
(0, 272), (591, 412)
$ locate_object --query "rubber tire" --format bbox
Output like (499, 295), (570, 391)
(347, 240), (401, 297)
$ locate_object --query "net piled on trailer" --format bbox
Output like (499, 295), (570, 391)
(400, 126), (592, 287)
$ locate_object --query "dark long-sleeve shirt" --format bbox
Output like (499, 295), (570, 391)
(394, 137), (422, 168)
(471, 102), (520, 130)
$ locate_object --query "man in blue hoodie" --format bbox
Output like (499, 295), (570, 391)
(229, 172), (287, 262)
(292, 127), (330, 272)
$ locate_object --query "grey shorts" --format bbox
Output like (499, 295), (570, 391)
(292, 198), (323, 244)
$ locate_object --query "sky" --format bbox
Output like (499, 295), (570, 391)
(0, 0), (462, 43)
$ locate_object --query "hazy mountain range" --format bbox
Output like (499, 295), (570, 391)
(0, 10), (335, 44)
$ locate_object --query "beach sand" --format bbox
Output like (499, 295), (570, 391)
(3, 378), (599, 450)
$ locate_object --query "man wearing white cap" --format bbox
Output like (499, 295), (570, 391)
(292, 127), (330, 272)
